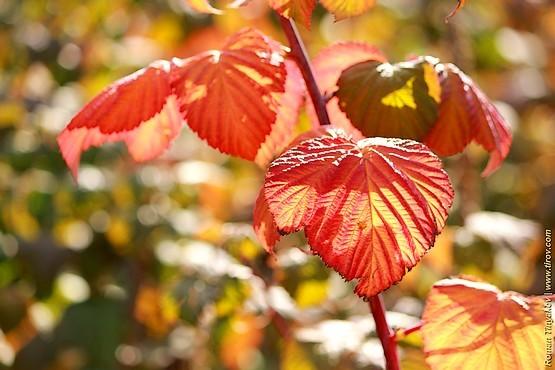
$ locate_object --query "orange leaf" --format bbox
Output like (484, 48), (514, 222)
(254, 59), (305, 168)
(422, 278), (545, 370)
(319, 0), (376, 21)
(57, 60), (182, 179)
(269, 0), (317, 28)
(253, 186), (281, 253)
(311, 42), (386, 137)
(263, 129), (453, 298)
(423, 64), (512, 176)
(58, 29), (288, 177)
(172, 28), (287, 160)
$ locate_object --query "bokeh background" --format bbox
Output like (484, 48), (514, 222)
(0, 0), (554, 369)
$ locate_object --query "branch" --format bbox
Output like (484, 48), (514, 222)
(396, 321), (423, 340)
(369, 295), (400, 370)
(278, 16), (331, 127)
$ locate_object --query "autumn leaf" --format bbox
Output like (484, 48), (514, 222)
(311, 41), (386, 137)
(269, 0), (317, 28)
(422, 278), (545, 370)
(336, 57), (441, 141)
(263, 129), (453, 298)
(253, 187), (281, 253)
(57, 60), (182, 179)
(254, 59), (305, 168)
(172, 28), (287, 160)
(58, 29), (289, 177)
(423, 63), (512, 176)
(319, 0), (376, 21)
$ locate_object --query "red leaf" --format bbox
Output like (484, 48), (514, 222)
(254, 59), (305, 168)
(253, 187), (281, 253)
(269, 0), (317, 28)
(263, 129), (453, 298)
(422, 277), (545, 370)
(171, 28), (287, 160)
(423, 64), (512, 176)
(57, 60), (181, 178)
(310, 42), (386, 138)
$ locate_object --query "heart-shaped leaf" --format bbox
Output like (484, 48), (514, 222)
(422, 278), (545, 370)
(336, 58), (441, 140)
(262, 129), (453, 298)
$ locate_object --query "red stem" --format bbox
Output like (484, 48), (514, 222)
(397, 321), (423, 338)
(278, 16), (331, 127)
(277, 14), (400, 370)
(369, 295), (400, 370)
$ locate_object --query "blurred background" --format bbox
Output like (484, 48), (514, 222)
(0, 0), (554, 369)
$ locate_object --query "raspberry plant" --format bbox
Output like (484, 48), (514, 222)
(57, 1), (545, 369)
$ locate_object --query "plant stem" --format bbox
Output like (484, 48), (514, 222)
(369, 295), (400, 370)
(278, 15), (331, 127)
(277, 14), (400, 370)
(397, 321), (423, 338)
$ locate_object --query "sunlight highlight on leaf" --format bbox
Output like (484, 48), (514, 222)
(172, 28), (287, 160)
(263, 129), (453, 298)
(423, 63), (512, 176)
(57, 60), (183, 179)
(319, 0), (376, 21)
(422, 278), (545, 370)
(336, 58), (440, 141)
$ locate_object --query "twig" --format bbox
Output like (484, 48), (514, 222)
(278, 15), (331, 127)
(396, 321), (423, 339)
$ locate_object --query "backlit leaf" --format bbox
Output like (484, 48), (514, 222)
(263, 129), (453, 298)
(269, 0), (317, 28)
(254, 60), (305, 167)
(58, 29), (288, 177)
(253, 187), (281, 253)
(320, 0), (376, 21)
(311, 42), (386, 137)
(423, 64), (512, 176)
(172, 28), (287, 160)
(422, 278), (545, 370)
(57, 60), (182, 178)
(336, 58), (441, 141)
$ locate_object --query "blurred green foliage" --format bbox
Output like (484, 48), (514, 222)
(0, 0), (554, 369)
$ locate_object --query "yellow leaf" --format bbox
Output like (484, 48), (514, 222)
(422, 278), (545, 370)
(319, 0), (376, 20)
